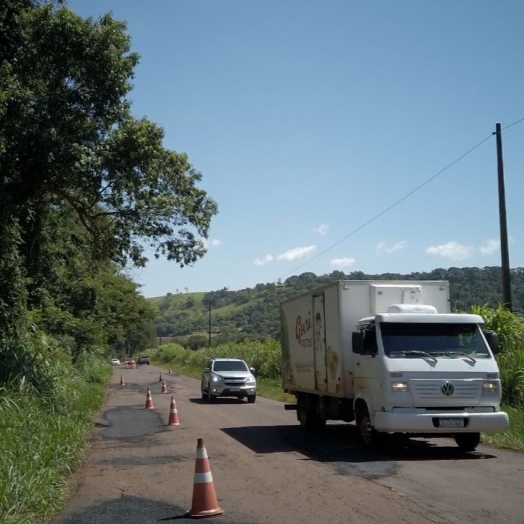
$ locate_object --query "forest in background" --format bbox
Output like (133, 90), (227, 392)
(149, 266), (524, 348)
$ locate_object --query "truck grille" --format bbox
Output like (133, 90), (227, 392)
(411, 379), (482, 406)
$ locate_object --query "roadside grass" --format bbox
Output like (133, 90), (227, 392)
(481, 404), (524, 452)
(0, 356), (112, 524)
(148, 344), (295, 402)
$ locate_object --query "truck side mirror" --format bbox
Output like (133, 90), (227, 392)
(484, 331), (500, 355)
(352, 332), (363, 354)
(250, 367), (256, 375)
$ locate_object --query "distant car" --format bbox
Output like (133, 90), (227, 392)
(201, 358), (257, 403)
(125, 358), (135, 368)
(111, 358), (121, 366)
(137, 356), (150, 365)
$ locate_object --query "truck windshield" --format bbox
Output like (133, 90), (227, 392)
(380, 323), (491, 359)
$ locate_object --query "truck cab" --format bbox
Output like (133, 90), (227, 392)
(351, 305), (508, 450)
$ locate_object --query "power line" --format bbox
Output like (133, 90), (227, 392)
(278, 118), (524, 281)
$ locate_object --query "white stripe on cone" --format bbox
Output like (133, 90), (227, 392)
(196, 448), (208, 459)
(194, 471), (214, 484)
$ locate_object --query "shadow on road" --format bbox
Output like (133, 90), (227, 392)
(220, 423), (497, 477)
(188, 397), (250, 405)
(51, 495), (243, 524)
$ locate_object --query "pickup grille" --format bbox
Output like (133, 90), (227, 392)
(222, 377), (246, 387)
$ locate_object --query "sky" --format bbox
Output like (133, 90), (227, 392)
(67, 0), (524, 298)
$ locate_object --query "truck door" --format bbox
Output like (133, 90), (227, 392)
(313, 293), (328, 391)
(354, 325), (381, 409)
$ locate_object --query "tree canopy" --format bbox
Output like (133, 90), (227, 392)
(0, 0), (217, 380)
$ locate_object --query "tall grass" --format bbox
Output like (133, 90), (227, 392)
(152, 339), (282, 379)
(0, 345), (111, 524)
(472, 305), (524, 406)
(148, 340), (294, 403)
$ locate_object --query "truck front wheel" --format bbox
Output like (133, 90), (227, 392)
(356, 405), (380, 448)
(454, 433), (481, 452)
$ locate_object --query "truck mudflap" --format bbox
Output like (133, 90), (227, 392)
(374, 411), (509, 434)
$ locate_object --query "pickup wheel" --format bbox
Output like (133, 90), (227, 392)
(356, 405), (380, 448)
(247, 394), (256, 404)
(207, 385), (215, 403)
(454, 432), (481, 452)
(201, 382), (206, 400)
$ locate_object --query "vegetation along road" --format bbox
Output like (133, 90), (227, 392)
(53, 364), (524, 524)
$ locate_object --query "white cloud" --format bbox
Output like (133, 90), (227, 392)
(331, 257), (356, 268)
(277, 245), (316, 261)
(253, 254), (273, 266)
(202, 238), (222, 249)
(480, 239), (500, 256)
(376, 241), (407, 254)
(313, 224), (330, 236)
(425, 241), (473, 261)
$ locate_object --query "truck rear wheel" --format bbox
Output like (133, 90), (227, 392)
(454, 433), (481, 452)
(297, 395), (326, 430)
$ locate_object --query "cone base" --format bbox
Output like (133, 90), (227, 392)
(186, 506), (224, 518)
(167, 421), (181, 426)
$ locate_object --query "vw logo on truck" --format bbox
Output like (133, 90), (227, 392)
(441, 382), (455, 396)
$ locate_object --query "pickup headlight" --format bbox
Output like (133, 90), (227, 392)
(246, 375), (256, 385)
(391, 381), (409, 392)
(483, 381), (499, 392)
(211, 374), (223, 383)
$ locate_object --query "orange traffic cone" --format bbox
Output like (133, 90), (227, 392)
(168, 368), (172, 375)
(167, 396), (181, 426)
(145, 388), (154, 409)
(161, 379), (168, 394)
(120, 375), (125, 386)
(187, 438), (223, 518)
(159, 373), (163, 382)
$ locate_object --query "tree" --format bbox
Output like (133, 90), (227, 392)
(0, 1), (217, 348)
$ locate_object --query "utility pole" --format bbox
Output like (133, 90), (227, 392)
(208, 302), (212, 347)
(495, 123), (512, 311)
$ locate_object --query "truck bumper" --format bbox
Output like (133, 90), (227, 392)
(374, 410), (509, 434)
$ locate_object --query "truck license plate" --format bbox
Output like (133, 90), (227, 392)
(440, 418), (464, 427)
(230, 387), (240, 392)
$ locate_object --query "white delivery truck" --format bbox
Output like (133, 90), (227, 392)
(281, 280), (509, 451)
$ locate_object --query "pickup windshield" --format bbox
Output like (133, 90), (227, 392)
(213, 360), (249, 372)
(380, 322), (491, 359)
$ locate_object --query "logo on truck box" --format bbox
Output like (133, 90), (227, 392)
(295, 314), (313, 348)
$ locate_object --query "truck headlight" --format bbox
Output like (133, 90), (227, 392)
(212, 374), (222, 383)
(246, 375), (256, 385)
(483, 381), (498, 392)
(391, 381), (409, 392)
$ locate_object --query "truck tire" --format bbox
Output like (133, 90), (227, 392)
(247, 394), (256, 404)
(297, 395), (326, 430)
(356, 404), (380, 448)
(454, 433), (481, 452)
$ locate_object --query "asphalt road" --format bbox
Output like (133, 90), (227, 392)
(51, 364), (524, 524)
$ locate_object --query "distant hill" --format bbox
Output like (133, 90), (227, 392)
(148, 266), (524, 348)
